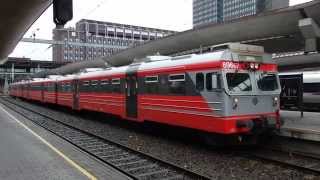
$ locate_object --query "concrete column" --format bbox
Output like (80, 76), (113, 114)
(11, 63), (14, 82)
(299, 18), (320, 53)
(3, 76), (8, 95)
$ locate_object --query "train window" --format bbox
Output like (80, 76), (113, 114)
(169, 74), (185, 82)
(83, 81), (89, 86)
(100, 79), (110, 92)
(145, 76), (158, 83)
(61, 83), (65, 91)
(111, 78), (121, 93)
(226, 73), (252, 92)
(145, 76), (159, 94)
(101, 79), (109, 85)
(112, 78), (120, 84)
(256, 73), (279, 91)
(169, 74), (185, 95)
(196, 73), (204, 91)
(51, 83), (56, 92)
(206, 73), (221, 91)
(91, 80), (98, 86)
(304, 83), (320, 93)
(67, 82), (72, 92)
(79, 81), (88, 92)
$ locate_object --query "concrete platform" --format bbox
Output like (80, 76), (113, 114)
(0, 103), (132, 180)
(280, 110), (320, 142)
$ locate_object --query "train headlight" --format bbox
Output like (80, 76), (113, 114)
(273, 97), (279, 106)
(233, 98), (239, 109)
(254, 63), (260, 70)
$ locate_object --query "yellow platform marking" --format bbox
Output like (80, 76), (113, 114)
(0, 105), (97, 180)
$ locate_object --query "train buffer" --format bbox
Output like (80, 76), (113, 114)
(280, 110), (320, 142)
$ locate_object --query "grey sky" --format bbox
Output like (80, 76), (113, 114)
(10, 0), (311, 60)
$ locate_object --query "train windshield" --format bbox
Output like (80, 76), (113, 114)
(226, 73), (252, 93)
(256, 73), (279, 91)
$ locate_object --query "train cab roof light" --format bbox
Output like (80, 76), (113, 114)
(250, 63), (255, 69)
(247, 62), (260, 71)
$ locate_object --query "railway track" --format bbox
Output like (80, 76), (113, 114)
(248, 148), (320, 174)
(3, 97), (320, 178)
(249, 139), (320, 175)
(1, 98), (211, 180)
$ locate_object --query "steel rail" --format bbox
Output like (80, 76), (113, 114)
(246, 148), (320, 175)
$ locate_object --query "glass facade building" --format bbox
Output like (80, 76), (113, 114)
(193, 0), (289, 27)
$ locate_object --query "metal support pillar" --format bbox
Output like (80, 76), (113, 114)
(299, 18), (320, 53)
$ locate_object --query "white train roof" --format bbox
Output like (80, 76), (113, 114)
(21, 45), (273, 83)
(77, 48), (272, 79)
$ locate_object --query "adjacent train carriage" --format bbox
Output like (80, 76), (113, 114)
(9, 81), (28, 98)
(76, 68), (126, 115)
(28, 78), (46, 102)
(21, 81), (30, 99)
(42, 77), (58, 104)
(280, 71), (320, 111)
(56, 75), (77, 108)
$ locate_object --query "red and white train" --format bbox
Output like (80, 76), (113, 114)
(10, 43), (281, 144)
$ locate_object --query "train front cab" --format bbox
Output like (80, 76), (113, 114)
(183, 62), (281, 145)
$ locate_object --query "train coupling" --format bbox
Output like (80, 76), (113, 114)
(236, 116), (278, 133)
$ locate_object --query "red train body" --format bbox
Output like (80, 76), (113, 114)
(9, 44), (281, 144)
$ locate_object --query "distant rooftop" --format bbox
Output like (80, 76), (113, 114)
(76, 19), (177, 33)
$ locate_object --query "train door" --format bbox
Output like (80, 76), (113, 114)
(54, 82), (58, 104)
(72, 79), (80, 110)
(27, 84), (30, 99)
(41, 83), (44, 102)
(126, 71), (138, 118)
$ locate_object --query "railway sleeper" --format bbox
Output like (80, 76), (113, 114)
(126, 164), (158, 172)
(101, 152), (130, 159)
(116, 159), (148, 167)
(136, 169), (169, 179)
(109, 156), (138, 163)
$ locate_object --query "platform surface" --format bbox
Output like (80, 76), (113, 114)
(0, 102), (132, 180)
(280, 110), (320, 141)
(0, 106), (90, 179)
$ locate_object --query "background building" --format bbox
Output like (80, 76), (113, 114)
(193, 0), (289, 27)
(53, 19), (176, 62)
